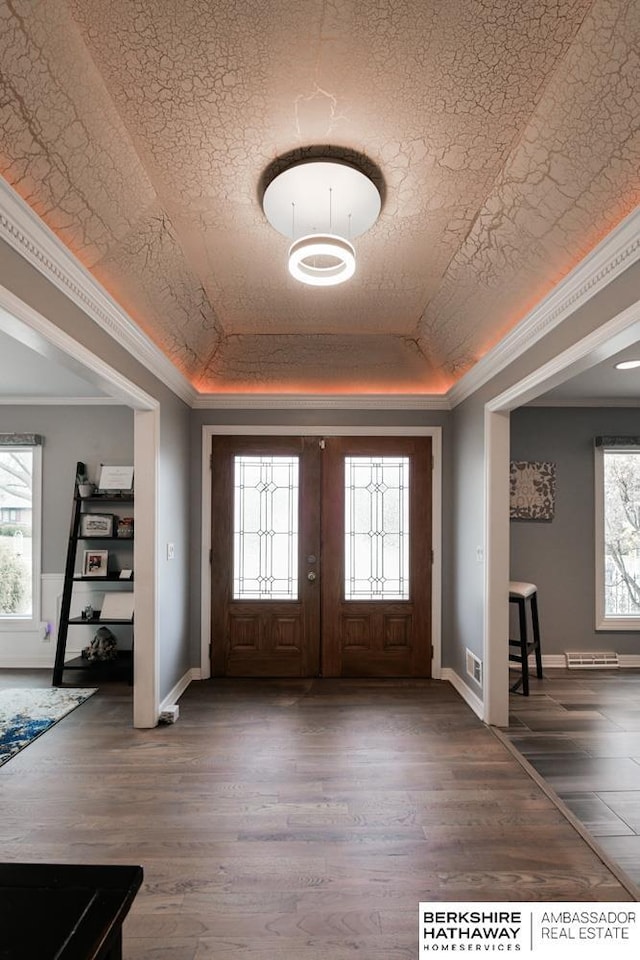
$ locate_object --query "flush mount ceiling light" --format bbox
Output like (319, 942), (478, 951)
(615, 359), (640, 370)
(262, 159), (381, 286)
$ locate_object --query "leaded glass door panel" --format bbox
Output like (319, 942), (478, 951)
(211, 436), (321, 677)
(321, 437), (432, 677)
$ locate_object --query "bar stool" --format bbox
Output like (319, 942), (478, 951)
(509, 581), (543, 695)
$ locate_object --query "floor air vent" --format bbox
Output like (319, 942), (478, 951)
(565, 651), (619, 669)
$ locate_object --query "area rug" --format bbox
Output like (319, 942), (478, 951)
(0, 688), (97, 768)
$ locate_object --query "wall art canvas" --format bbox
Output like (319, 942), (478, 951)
(510, 460), (556, 521)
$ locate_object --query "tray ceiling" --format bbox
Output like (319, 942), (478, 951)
(0, 0), (638, 395)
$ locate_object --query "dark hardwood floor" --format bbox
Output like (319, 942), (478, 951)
(504, 667), (640, 892)
(0, 671), (634, 960)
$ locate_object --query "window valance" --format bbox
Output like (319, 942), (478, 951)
(0, 434), (43, 446)
(594, 436), (640, 448)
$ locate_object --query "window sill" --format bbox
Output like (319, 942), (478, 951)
(0, 618), (44, 634)
(596, 617), (640, 632)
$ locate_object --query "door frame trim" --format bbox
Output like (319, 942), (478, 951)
(200, 425), (442, 680)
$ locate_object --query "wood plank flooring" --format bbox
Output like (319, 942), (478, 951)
(0, 672), (634, 960)
(505, 668), (640, 891)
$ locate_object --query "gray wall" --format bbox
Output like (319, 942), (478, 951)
(157, 397), (192, 691)
(511, 406), (640, 656)
(0, 236), (193, 701)
(0, 405), (133, 573)
(189, 407), (452, 669)
(446, 400), (485, 681)
(449, 259), (640, 696)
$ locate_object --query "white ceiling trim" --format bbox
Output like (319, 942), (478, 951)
(0, 177), (196, 406)
(192, 393), (450, 410)
(526, 397), (640, 408)
(4, 169), (637, 413)
(449, 205), (640, 407)
(0, 285), (157, 412)
(487, 299), (640, 413)
(0, 396), (125, 405)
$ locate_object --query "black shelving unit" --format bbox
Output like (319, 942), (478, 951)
(53, 462), (134, 686)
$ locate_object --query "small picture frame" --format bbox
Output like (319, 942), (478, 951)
(116, 516), (134, 538)
(83, 549), (109, 577)
(98, 465), (134, 493)
(101, 593), (134, 620)
(80, 513), (114, 537)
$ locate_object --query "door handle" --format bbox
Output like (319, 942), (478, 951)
(307, 571), (317, 582)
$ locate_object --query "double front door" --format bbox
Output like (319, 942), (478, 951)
(211, 435), (432, 678)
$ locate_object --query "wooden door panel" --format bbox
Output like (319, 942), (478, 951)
(321, 437), (432, 678)
(211, 436), (321, 677)
(384, 614), (412, 648)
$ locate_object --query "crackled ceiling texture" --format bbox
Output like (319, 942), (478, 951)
(0, 0), (639, 395)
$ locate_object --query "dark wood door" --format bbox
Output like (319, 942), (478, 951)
(211, 435), (321, 677)
(211, 435), (432, 678)
(321, 437), (432, 677)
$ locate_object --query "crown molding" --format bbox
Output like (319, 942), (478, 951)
(5, 171), (636, 415)
(487, 299), (640, 413)
(0, 283), (158, 411)
(191, 392), (451, 410)
(449, 206), (640, 407)
(0, 177), (196, 406)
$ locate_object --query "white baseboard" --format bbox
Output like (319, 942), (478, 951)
(441, 667), (484, 721)
(159, 667), (199, 712)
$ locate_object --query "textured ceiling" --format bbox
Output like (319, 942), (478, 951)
(0, 0), (638, 395)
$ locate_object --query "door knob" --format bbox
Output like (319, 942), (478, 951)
(307, 571), (317, 582)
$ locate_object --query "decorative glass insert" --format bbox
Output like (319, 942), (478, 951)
(344, 456), (409, 601)
(233, 456), (299, 600)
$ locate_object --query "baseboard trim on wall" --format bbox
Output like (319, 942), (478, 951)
(533, 654), (640, 669)
(159, 667), (199, 713)
(441, 667), (484, 721)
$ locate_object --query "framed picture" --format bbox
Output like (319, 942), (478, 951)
(80, 513), (114, 537)
(101, 593), (134, 620)
(98, 465), (134, 493)
(82, 549), (109, 577)
(510, 461), (556, 521)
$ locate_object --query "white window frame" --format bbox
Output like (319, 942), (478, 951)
(0, 443), (42, 631)
(594, 442), (640, 631)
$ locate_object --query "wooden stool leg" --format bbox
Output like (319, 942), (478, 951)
(530, 593), (543, 679)
(517, 597), (529, 696)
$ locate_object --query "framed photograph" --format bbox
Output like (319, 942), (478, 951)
(80, 513), (114, 537)
(98, 465), (134, 493)
(82, 549), (109, 577)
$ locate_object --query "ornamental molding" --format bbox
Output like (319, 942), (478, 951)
(449, 206), (640, 407)
(2, 173), (638, 412)
(0, 177), (196, 406)
(191, 392), (451, 410)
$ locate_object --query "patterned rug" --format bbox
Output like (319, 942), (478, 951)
(0, 687), (97, 768)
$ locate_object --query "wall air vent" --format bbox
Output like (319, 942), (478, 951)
(466, 648), (483, 685)
(565, 651), (619, 669)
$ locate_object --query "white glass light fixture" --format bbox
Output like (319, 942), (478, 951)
(615, 359), (640, 370)
(262, 159), (381, 287)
